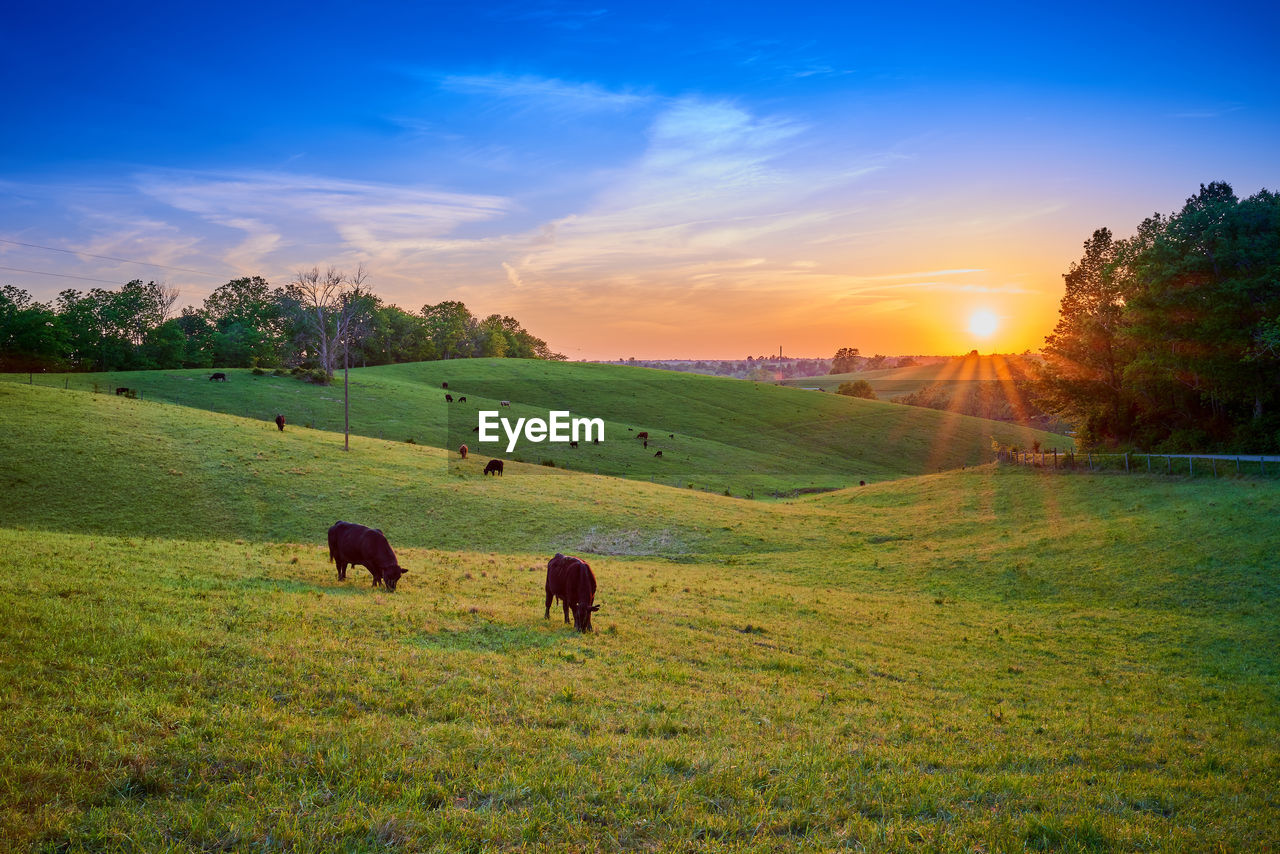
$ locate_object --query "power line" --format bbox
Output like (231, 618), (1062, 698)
(0, 237), (224, 278)
(0, 265), (137, 286)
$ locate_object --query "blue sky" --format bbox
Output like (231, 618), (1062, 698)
(3, 1), (1278, 358)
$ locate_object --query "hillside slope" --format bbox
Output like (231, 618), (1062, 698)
(5, 359), (1071, 493)
(1, 381), (1277, 850)
(780, 353), (1038, 398)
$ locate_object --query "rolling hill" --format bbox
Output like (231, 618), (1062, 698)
(4, 359), (1070, 495)
(779, 353), (1039, 399)
(1, 380), (1275, 850)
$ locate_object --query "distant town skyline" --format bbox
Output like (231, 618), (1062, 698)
(3, 1), (1278, 358)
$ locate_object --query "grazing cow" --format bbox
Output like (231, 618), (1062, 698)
(275, 414), (286, 431)
(327, 521), (408, 591)
(545, 553), (600, 632)
(592, 438), (599, 445)
(115, 387), (129, 396)
(459, 444), (468, 459)
(636, 431), (648, 440)
(458, 396), (466, 403)
(484, 459), (504, 476)
(209, 372), (227, 382)
(500, 400), (511, 407)
(859, 480), (866, 486)
(654, 450), (663, 457)
(569, 440), (578, 448)
(643, 440), (648, 449)
(669, 434), (674, 438)
(445, 394), (453, 402)
(442, 381), (448, 388)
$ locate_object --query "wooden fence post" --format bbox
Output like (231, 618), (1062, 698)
(1167, 456), (1172, 475)
(1087, 452), (1092, 471)
(1190, 457), (1195, 477)
(1125, 453), (1130, 473)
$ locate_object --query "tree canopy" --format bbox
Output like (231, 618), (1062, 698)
(1037, 183), (1280, 452)
(0, 272), (564, 373)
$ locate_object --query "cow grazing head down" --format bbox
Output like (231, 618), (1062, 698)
(327, 521), (409, 592)
(544, 552), (600, 633)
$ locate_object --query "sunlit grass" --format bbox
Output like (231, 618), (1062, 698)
(2, 359), (1071, 495)
(0, 382), (1276, 851)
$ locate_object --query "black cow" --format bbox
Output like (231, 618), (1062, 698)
(442, 381), (448, 389)
(445, 393), (453, 402)
(654, 450), (663, 457)
(458, 396), (466, 403)
(275, 414), (286, 431)
(210, 372), (227, 382)
(484, 459), (504, 476)
(569, 440), (578, 448)
(327, 521), (408, 591)
(636, 431), (648, 440)
(115, 387), (129, 396)
(545, 553), (599, 632)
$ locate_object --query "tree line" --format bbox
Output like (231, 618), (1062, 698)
(1038, 182), (1280, 452)
(0, 267), (563, 377)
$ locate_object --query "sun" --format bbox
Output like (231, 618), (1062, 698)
(967, 308), (999, 339)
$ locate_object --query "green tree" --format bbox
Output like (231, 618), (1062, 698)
(202, 276), (287, 367)
(836, 380), (877, 399)
(1123, 183), (1280, 448)
(421, 300), (476, 359)
(1037, 227), (1134, 447)
(0, 286), (65, 371)
(829, 347), (860, 374)
(1037, 183), (1280, 451)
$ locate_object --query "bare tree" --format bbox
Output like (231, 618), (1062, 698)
(286, 265), (370, 381)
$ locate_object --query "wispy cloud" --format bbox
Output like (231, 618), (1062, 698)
(438, 73), (650, 111)
(137, 170), (513, 272)
(1170, 104), (1243, 119)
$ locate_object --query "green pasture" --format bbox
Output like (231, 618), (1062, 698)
(779, 355), (1039, 402)
(1, 381), (1276, 851)
(2, 359), (1070, 495)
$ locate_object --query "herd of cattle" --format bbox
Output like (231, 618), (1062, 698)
(197, 372), (608, 630)
(327, 521), (600, 632)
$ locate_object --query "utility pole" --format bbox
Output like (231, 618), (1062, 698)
(343, 330), (350, 452)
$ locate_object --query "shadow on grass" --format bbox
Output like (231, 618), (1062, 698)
(413, 621), (562, 653)
(237, 577), (369, 596)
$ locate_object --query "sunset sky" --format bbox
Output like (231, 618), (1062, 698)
(3, 1), (1278, 359)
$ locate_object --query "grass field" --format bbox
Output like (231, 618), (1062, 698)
(2, 379), (1277, 851)
(778, 354), (1038, 401)
(3, 359), (1070, 495)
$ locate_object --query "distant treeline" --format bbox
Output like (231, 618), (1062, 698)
(1038, 182), (1280, 452)
(0, 275), (563, 373)
(607, 354), (931, 381)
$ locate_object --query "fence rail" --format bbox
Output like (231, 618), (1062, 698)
(998, 449), (1280, 478)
